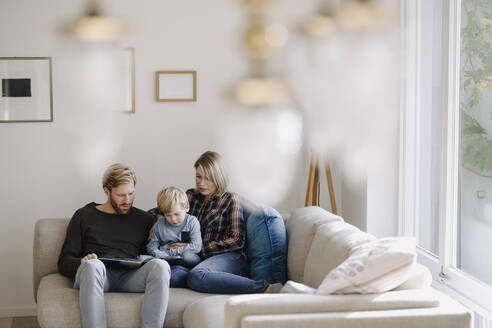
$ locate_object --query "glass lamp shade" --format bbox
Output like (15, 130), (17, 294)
(234, 77), (290, 107)
(243, 0), (274, 15)
(301, 13), (336, 37)
(69, 14), (124, 42)
(243, 23), (288, 58)
(337, 1), (397, 31)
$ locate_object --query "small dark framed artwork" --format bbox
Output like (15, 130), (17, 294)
(0, 57), (53, 122)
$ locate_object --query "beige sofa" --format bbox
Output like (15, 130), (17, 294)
(33, 206), (472, 328)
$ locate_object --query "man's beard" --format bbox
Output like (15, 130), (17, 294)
(110, 195), (133, 214)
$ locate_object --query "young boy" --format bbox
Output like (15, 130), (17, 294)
(147, 186), (202, 287)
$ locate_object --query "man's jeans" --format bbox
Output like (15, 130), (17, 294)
(183, 252), (269, 294)
(74, 258), (170, 328)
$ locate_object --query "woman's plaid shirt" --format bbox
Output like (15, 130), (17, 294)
(186, 189), (246, 259)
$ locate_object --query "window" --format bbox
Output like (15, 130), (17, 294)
(458, 0), (492, 287)
(400, 0), (492, 321)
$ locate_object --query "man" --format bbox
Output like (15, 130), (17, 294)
(58, 163), (170, 328)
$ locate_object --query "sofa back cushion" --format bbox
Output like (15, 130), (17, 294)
(33, 218), (69, 301)
(303, 220), (376, 288)
(285, 207), (343, 283)
(242, 199), (287, 284)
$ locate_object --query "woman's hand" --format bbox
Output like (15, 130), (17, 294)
(169, 242), (188, 249)
(81, 253), (98, 264)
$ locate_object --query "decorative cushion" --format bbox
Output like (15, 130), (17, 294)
(393, 262), (432, 290)
(242, 199), (287, 284)
(317, 237), (416, 294)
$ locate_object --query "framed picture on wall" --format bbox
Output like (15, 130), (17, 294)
(155, 70), (197, 102)
(0, 57), (53, 122)
(119, 48), (135, 113)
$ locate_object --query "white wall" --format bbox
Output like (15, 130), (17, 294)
(0, 0), (311, 315)
(0, 0), (400, 315)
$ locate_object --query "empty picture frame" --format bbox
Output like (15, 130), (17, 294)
(112, 47), (135, 113)
(155, 70), (197, 102)
(0, 57), (53, 122)
(121, 47), (135, 113)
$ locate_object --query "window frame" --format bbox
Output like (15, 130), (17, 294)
(399, 0), (492, 320)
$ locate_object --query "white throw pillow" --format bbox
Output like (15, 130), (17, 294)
(316, 237), (416, 294)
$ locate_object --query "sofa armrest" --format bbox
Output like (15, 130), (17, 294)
(225, 289), (442, 328)
(237, 305), (471, 328)
(33, 218), (70, 302)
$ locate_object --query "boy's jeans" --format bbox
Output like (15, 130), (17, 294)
(168, 251), (200, 288)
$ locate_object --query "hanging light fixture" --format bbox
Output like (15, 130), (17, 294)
(337, 0), (396, 31)
(67, 0), (125, 42)
(234, 0), (291, 107)
(301, 2), (337, 37)
(234, 77), (290, 107)
(300, 0), (397, 38)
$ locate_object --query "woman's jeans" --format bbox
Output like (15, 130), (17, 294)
(176, 252), (269, 294)
(168, 251), (200, 288)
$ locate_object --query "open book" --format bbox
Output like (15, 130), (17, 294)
(99, 255), (153, 269)
(98, 254), (183, 269)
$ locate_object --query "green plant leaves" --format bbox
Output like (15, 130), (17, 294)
(460, 0), (492, 176)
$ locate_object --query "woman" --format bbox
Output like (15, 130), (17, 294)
(185, 151), (280, 294)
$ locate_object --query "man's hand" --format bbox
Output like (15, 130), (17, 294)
(169, 242), (188, 250)
(81, 253), (98, 264)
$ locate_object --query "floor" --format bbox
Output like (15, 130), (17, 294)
(0, 317), (40, 328)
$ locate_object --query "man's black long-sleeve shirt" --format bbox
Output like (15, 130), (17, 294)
(57, 202), (155, 279)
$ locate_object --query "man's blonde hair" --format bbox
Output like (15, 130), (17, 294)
(157, 186), (190, 213)
(194, 151), (229, 195)
(102, 163), (137, 190)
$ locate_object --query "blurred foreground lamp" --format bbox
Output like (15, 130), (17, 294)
(235, 77), (290, 107)
(301, 2), (337, 37)
(235, 0), (290, 107)
(301, 0), (397, 37)
(67, 0), (125, 42)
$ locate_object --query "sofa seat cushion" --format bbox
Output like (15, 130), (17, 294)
(37, 273), (218, 328)
(167, 289), (221, 327)
(37, 274), (83, 328)
(183, 295), (232, 328)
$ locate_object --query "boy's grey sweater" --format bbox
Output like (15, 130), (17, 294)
(147, 214), (202, 257)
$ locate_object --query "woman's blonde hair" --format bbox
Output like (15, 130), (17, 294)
(194, 151), (229, 195)
(102, 163), (137, 190)
(157, 186), (190, 213)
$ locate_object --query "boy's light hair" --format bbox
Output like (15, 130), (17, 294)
(194, 151), (229, 195)
(102, 163), (137, 191)
(157, 186), (190, 213)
